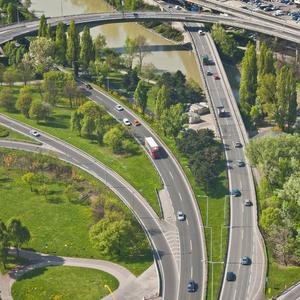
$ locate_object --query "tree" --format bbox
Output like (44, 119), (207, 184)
(256, 73), (276, 119)
(95, 118), (106, 145)
(103, 125), (127, 154)
(155, 85), (169, 119)
(135, 35), (149, 71)
(239, 42), (257, 115)
(29, 100), (52, 122)
(16, 87), (33, 117)
(63, 185), (80, 203)
(275, 66), (297, 130)
(7, 3), (16, 24)
(122, 68), (139, 91)
(160, 103), (187, 137)
(70, 110), (82, 135)
(23, 37), (55, 75)
(43, 71), (70, 105)
(124, 37), (138, 69)
(38, 14), (47, 37)
(63, 79), (79, 108)
(257, 42), (275, 80)
(80, 26), (94, 72)
(3, 67), (19, 86)
(94, 34), (107, 60)
(0, 88), (15, 112)
(6, 218), (30, 257)
(89, 213), (134, 256)
(66, 20), (80, 76)
(21, 172), (37, 192)
(55, 22), (67, 65)
(134, 80), (148, 114)
(0, 221), (9, 269)
(81, 116), (95, 138)
(18, 60), (34, 85)
(78, 101), (105, 120)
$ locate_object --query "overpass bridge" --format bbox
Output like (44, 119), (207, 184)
(0, 11), (299, 45)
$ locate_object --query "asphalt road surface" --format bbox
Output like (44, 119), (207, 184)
(188, 27), (265, 300)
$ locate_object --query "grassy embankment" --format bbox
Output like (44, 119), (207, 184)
(0, 149), (153, 276)
(12, 266), (118, 300)
(0, 85), (162, 216)
(0, 124), (40, 144)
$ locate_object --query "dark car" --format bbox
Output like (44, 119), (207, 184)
(244, 199), (253, 206)
(241, 256), (251, 265)
(234, 141), (243, 148)
(232, 189), (241, 197)
(85, 83), (92, 90)
(187, 280), (197, 292)
(237, 160), (245, 167)
(226, 272), (236, 281)
(207, 71), (213, 76)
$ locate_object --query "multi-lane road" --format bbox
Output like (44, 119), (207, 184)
(0, 11), (299, 45)
(188, 26), (266, 300)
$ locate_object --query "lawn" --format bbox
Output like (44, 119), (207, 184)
(266, 247), (300, 298)
(0, 149), (153, 276)
(12, 266), (118, 300)
(0, 85), (162, 216)
(0, 124), (39, 144)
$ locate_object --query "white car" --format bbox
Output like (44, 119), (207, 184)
(177, 211), (185, 221)
(30, 130), (40, 137)
(198, 29), (205, 35)
(115, 104), (124, 111)
(123, 118), (131, 126)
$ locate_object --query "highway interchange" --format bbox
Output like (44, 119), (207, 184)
(0, 4), (299, 300)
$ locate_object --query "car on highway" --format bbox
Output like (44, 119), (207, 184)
(237, 160), (245, 167)
(207, 71), (213, 76)
(187, 280), (197, 292)
(234, 141), (243, 148)
(241, 256), (251, 265)
(30, 130), (40, 137)
(244, 199), (253, 206)
(133, 12), (138, 17)
(231, 189), (241, 197)
(214, 74), (221, 80)
(226, 271), (236, 281)
(198, 29), (205, 35)
(115, 104), (124, 111)
(133, 119), (141, 126)
(85, 83), (93, 90)
(177, 211), (185, 221)
(123, 118), (131, 126)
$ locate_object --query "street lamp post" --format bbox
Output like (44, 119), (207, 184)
(220, 225), (231, 259)
(104, 284), (117, 300)
(224, 195), (230, 225)
(204, 226), (212, 263)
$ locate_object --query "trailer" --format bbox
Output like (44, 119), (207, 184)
(145, 137), (161, 159)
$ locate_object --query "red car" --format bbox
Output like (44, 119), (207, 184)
(214, 74), (221, 80)
(133, 119), (141, 126)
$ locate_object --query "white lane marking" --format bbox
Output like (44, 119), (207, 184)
(169, 170), (174, 180)
(190, 240), (193, 251)
(233, 288), (237, 300)
(179, 193), (183, 202)
(191, 266), (193, 277)
(186, 219), (189, 226)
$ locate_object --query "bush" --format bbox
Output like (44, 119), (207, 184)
(0, 127), (9, 138)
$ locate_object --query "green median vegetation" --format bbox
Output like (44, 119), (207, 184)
(0, 80), (162, 216)
(246, 134), (300, 297)
(12, 266), (119, 300)
(0, 149), (153, 275)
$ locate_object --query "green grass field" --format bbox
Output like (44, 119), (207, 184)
(0, 86), (162, 216)
(0, 150), (152, 276)
(266, 247), (300, 298)
(12, 266), (118, 300)
(0, 124), (39, 144)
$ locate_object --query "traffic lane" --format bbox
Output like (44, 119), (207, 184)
(0, 115), (179, 299)
(88, 86), (204, 261)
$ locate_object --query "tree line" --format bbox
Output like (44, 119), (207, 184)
(239, 42), (297, 131)
(246, 134), (300, 266)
